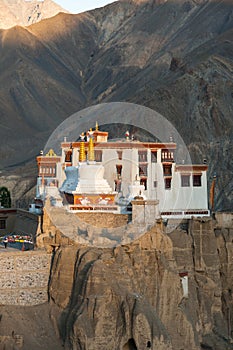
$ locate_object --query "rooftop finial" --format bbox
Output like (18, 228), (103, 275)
(79, 142), (86, 162)
(96, 121), (99, 131)
(46, 149), (57, 157)
(88, 137), (95, 162)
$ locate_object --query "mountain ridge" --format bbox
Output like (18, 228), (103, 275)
(0, 0), (232, 210)
(0, 0), (68, 29)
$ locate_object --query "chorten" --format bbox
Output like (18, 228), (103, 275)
(60, 135), (116, 210)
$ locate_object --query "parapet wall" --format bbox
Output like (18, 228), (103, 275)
(0, 250), (51, 306)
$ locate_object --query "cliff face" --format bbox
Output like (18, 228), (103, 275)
(47, 214), (233, 350)
(0, 213), (232, 349)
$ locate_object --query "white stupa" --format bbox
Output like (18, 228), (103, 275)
(60, 138), (116, 209)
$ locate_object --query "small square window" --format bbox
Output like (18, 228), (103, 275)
(138, 151), (147, 162)
(151, 151), (157, 163)
(181, 175), (190, 187)
(193, 174), (202, 187)
(65, 150), (72, 162)
(164, 178), (171, 189)
(139, 165), (148, 176)
(95, 150), (102, 162)
(163, 165), (172, 176)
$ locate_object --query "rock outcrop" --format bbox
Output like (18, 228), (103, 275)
(44, 213), (233, 350)
(0, 212), (232, 349)
(0, 0), (68, 29)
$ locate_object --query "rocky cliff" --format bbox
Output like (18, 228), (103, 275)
(0, 0), (68, 29)
(46, 213), (233, 349)
(0, 0), (232, 210)
(0, 213), (232, 349)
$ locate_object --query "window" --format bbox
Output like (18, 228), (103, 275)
(65, 150), (72, 162)
(161, 149), (174, 162)
(117, 151), (122, 160)
(140, 178), (147, 190)
(164, 178), (171, 189)
(193, 174), (202, 186)
(116, 165), (122, 176)
(0, 219), (6, 229)
(181, 174), (190, 187)
(116, 165), (122, 181)
(163, 164), (172, 176)
(139, 164), (148, 176)
(94, 150), (102, 162)
(151, 151), (157, 163)
(138, 150), (147, 162)
(154, 181), (157, 188)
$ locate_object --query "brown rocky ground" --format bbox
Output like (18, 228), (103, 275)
(0, 303), (64, 349)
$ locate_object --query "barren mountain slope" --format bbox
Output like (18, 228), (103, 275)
(0, 0), (68, 29)
(0, 0), (232, 210)
(0, 14), (93, 168)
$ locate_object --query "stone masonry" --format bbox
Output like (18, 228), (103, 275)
(0, 250), (51, 305)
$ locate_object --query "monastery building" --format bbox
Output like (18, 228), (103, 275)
(33, 124), (209, 220)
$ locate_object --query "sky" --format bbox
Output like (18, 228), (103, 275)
(55, 0), (117, 14)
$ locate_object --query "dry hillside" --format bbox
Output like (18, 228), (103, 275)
(0, 0), (232, 210)
(0, 0), (68, 29)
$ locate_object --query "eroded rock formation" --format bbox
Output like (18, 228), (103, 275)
(0, 212), (232, 349)
(44, 213), (233, 350)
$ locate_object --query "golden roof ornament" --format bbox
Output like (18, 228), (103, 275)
(95, 121), (99, 131)
(79, 142), (86, 162)
(88, 137), (95, 162)
(46, 149), (57, 157)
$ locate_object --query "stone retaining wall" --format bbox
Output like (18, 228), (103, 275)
(0, 250), (51, 305)
(75, 212), (129, 228)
